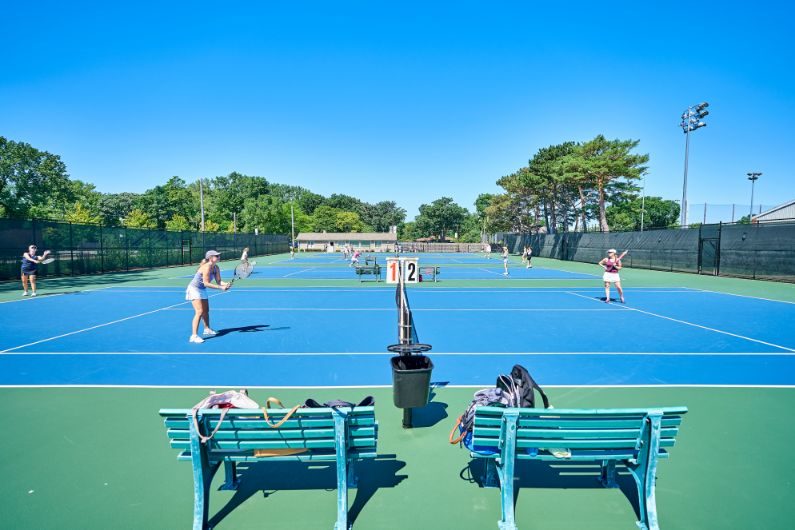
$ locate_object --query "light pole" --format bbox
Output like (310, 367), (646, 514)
(640, 175), (646, 232)
(747, 172), (761, 220)
(679, 102), (710, 228)
(199, 178), (205, 232)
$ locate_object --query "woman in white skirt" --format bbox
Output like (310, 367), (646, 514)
(186, 250), (230, 343)
(599, 248), (628, 303)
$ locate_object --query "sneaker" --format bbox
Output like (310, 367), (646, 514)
(620, 297), (625, 304)
(31, 292), (37, 297)
(189, 335), (205, 344)
(22, 292), (28, 297)
(503, 272), (509, 276)
(203, 328), (217, 337)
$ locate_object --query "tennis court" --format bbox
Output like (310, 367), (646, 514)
(1, 253), (794, 529)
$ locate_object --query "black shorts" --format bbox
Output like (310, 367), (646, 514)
(21, 267), (37, 276)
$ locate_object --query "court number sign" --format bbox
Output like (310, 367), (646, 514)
(386, 258), (419, 284)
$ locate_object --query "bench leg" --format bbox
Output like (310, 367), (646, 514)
(333, 411), (350, 530)
(189, 418), (221, 530)
(219, 460), (239, 490)
(600, 459), (617, 488)
(497, 412), (519, 530)
(627, 412), (663, 530)
(482, 458), (499, 488)
(347, 457), (358, 488)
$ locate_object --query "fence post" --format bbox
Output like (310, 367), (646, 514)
(100, 222), (104, 273)
(69, 221), (75, 276)
(125, 227), (130, 271)
(716, 222), (722, 276)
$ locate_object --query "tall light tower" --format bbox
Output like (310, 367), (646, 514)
(679, 102), (710, 227)
(747, 172), (761, 220)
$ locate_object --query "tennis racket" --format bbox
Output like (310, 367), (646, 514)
(618, 250), (629, 260)
(41, 258), (55, 265)
(228, 261), (254, 287)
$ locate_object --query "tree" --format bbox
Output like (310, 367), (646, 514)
(125, 208), (155, 228)
(570, 135), (648, 232)
(360, 201), (406, 232)
(326, 194), (363, 212)
(311, 205), (341, 232)
(0, 136), (72, 218)
(415, 197), (469, 240)
(335, 210), (366, 232)
(66, 202), (101, 224)
(165, 214), (192, 231)
(137, 176), (196, 229)
(398, 221), (418, 241)
(99, 192), (139, 226)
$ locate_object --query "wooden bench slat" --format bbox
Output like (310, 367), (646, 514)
(164, 416), (376, 430)
(170, 437), (377, 451)
(167, 426), (376, 441)
(473, 416), (682, 429)
(176, 450), (379, 463)
(473, 426), (679, 440)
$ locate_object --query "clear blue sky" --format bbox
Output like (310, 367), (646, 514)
(2, 1), (792, 219)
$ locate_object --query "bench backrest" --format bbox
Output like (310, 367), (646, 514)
(160, 406), (377, 456)
(472, 406), (686, 459)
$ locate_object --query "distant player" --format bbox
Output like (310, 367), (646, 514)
(240, 247), (250, 264)
(502, 246), (510, 276)
(521, 246), (528, 266)
(21, 244), (50, 297)
(350, 249), (361, 267)
(599, 248), (628, 303)
(290, 243), (295, 260)
(526, 245), (533, 269)
(185, 250), (230, 343)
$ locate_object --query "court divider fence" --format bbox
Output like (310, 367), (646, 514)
(0, 217), (290, 281)
(495, 220), (795, 282)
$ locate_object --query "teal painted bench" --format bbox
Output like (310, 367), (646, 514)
(354, 264), (381, 282)
(160, 406), (378, 530)
(470, 406), (687, 530)
(420, 266), (440, 282)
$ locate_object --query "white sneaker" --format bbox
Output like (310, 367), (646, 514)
(203, 328), (217, 337)
(22, 292), (28, 297)
(503, 272), (509, 276)
(189, 335), (205, 344)
(31, 292), (37, 297)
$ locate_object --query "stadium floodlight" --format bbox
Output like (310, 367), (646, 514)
(747, 172), (762, 219)
(679, 101), (711, 227)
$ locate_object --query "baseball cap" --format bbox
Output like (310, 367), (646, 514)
(608, 248), (617, 254)
(205, 250), (221, 259)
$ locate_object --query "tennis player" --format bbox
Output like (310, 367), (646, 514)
(599, 249), (627, 303)
(186, 250), (230, 344)
(21, 244), (50, 297)
(240, 247), (250, 264)
(526, 245), (533, 269)
(350, 249), (361, 267)
(502, 246), (510, 276)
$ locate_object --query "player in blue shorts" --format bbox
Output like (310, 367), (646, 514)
(21, 244), (50, 297)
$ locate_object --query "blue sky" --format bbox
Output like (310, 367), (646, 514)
(1, 1), (792, 219)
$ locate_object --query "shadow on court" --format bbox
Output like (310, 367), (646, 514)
(409, 389), (449, 428)
(207, 325), (291, 338)
(208, 454), (407, 528)
(460, 458), (642, 520)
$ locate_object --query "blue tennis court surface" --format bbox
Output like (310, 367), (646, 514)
(2, 285), (793, 387)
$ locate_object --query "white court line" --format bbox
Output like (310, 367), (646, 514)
(0, 292), (227, 354)
(691, 287), (795, 306)
(566, 291), (795, 353)
(281, 267), (319, 278)
(3, 351), (793, 356)
(164, 307), (629, 312)
(1, 383), (794, 389)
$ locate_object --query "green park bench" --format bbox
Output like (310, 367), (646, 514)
(159, 406), (378, 530)
(355, 264), (381, 282)
(468, 406), (687, 530)
(420, 266), (440, 282)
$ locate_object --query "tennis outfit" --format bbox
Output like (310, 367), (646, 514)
(602, 258), (621, 283)
(21, 255), (38, 276)
(185, 267), (216, 300)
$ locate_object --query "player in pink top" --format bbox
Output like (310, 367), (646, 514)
(598, 248), (628, 303)
(350, 250), (361, 267)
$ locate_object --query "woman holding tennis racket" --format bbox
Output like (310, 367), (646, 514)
(21, 244), (51, 297)
(186, 250), (230, 344)
(599, 248), (628, 303)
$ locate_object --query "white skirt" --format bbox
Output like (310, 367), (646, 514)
(185, 286), (209, 301)
(602, 272), (621, 283)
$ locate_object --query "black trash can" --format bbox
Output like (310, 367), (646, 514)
(391, 355), (434, 408)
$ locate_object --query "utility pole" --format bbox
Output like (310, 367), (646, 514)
(199, 178), (205, 232)
(679, 102), (710, 228)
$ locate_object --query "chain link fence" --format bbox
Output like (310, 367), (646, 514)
(0, 217), (290, 281)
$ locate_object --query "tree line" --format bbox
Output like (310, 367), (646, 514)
(1, 134), (682, 240)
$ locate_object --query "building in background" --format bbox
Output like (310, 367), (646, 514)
(752, 200), (795, 223)
(296, 232), (397, 252)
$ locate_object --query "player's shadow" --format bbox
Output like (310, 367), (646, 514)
(208, 324), (290, 338)
(460, 458), (642, 520)
(409, 388), (449, 428)
(208, 454), (407, 528)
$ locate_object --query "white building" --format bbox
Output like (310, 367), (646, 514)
(295, 232), (398, 252)
(752, 200), (795, 223)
